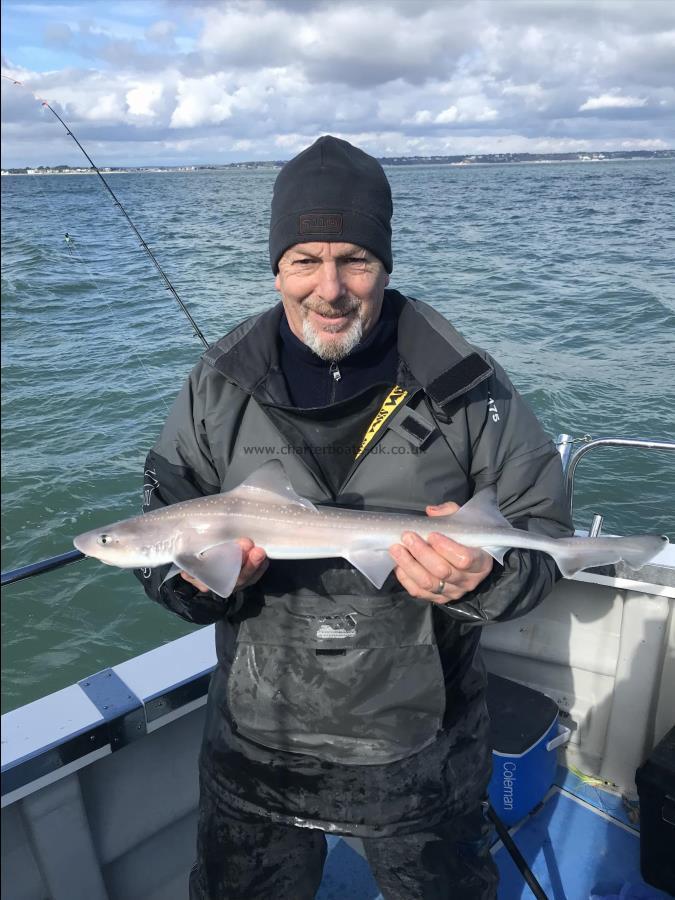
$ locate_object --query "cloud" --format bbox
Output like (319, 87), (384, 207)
(170, 74), (235, 128)
(1, 0), (673, 166)
(145, 20), (176, 48)
(434, 97), (498, 124)
(126, 80), (165, 118)
(580, 93), (648, 111)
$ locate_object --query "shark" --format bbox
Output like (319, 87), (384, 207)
(73, 460), (668, 597)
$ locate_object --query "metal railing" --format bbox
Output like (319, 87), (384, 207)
(556, 434), (675, 529)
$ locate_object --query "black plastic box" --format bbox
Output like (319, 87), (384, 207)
(635, 725), (675, 895)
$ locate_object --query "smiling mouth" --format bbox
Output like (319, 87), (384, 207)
(308, 311), (355, 332)
(307, 306), (355, 316)
(313, 311), (351, 320)
(306, 303), (359, 322)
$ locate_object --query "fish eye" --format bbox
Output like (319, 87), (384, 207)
(97, 534), (113, 546)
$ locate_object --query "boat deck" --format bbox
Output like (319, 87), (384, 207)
(316, 766), (671, 899)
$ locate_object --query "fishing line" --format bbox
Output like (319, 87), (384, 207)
(1, 73), (195, 587)
(13, 157), (173, 419)
(1, 73), (210, 350)
(63, 235), (174, 419)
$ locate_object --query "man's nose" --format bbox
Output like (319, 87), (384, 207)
(316, 262), (346, 302)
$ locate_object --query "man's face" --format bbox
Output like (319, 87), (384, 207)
(275, 242), (390, 362)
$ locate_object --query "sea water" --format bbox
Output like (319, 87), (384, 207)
(2, 160), (674, 711)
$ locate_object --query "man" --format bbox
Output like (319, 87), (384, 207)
(138, 136), (572, 899)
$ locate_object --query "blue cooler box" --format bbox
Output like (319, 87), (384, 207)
(487, 673), (571, 825)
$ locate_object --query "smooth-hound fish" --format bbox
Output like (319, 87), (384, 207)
(74, 460), (668, 596)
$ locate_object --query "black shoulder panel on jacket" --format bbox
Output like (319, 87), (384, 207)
(394, 293), (493, 408)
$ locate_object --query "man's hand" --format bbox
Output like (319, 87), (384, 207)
(180, 538), (268, 595)
(389, 501), (493, 604)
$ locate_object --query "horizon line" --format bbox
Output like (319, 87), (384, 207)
(3, 148), (674, 171)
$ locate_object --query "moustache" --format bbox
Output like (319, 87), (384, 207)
(304, 302), (361, 319)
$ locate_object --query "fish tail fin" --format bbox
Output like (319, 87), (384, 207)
(554, 534), (668, 578)
(612, 535), (668, 571)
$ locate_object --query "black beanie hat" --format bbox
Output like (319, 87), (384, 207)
(269, 135), (393, 274)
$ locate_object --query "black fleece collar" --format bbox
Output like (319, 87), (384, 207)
(203, 290), (493, 411)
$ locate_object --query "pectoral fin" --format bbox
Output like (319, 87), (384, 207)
(345, 549), (396, 589)
(482, 545), (509, 565)
(173, 542), (243, 598)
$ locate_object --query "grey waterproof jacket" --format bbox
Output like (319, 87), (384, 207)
(138, 291), (572, 835)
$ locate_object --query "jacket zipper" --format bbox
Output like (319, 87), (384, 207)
(329, 363), (341, 404)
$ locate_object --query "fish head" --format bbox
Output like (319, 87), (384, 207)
(73, 517), (161, 568)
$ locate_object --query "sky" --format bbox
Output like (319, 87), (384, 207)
(1, 0), (674, 167)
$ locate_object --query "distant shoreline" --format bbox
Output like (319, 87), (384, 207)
(2, 150), (673, 176)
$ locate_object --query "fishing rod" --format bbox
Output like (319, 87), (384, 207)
(1, 74), (210, 350)
(1, 551), (85, 587)
(1, 74), (213, 588)
(487, 804), (549, 899)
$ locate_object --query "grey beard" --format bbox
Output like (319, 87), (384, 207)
(302, 314), (364, 362)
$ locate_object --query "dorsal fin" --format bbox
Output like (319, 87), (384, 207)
(235, 460), (317, 511)
(448, 484), (513, 531)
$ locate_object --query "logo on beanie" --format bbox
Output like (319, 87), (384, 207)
(298, 213), (343, 235)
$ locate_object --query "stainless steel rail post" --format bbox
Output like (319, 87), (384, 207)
(562, 437), (675, 519)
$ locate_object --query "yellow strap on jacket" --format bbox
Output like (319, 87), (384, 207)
(354, 385), (409, 460)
